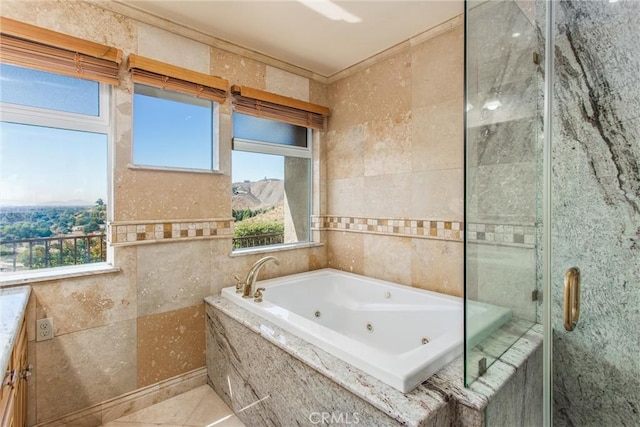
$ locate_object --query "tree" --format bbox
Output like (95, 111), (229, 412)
(84, 220), (100, 234)
(234, 221), (283, 238)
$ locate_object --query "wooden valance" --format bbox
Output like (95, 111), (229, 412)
(231, 85), (329, 130)
(0, 17), (122, 85)
(127, 54), (228, 103)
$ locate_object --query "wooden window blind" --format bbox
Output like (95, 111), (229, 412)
(231, 85), (330, 130)
(0, 17), (122, 85)
(127, 54), (228, 103)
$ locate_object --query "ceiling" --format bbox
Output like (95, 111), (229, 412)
(122, 0), (463, 78)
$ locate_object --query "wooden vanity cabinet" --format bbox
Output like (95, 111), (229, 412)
(1, 319), (28, 427)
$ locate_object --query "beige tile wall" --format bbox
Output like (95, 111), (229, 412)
(137, 304), (206, 388)
(1, 1), (465, 424)
(325, 22), (464, 296)
(0, 1), (327, 425)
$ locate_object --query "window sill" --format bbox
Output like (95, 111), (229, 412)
(231, 241), (323, 257)
(0, 263), (120, 288)
(127, 164), (223, 174)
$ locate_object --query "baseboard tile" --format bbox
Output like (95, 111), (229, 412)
(33, 367), (207, 427)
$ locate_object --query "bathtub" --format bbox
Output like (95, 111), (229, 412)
(221, 268), (510, 393)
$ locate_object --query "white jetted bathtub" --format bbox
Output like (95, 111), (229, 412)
(221, 268), (510, 393)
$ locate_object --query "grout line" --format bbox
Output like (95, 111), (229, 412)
(182, 385), (210, 427)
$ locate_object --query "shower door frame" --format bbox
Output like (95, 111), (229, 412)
(541, 0), (553, 425)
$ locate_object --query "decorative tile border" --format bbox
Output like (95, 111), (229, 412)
(312, 215), (464, 242)
(313, 216), (537, 248)
(108, 218), (234, 245)
(466, 222), (537, 248)
(108, 217), (536, 247)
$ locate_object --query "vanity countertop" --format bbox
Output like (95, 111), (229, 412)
(0, 286), (31, 377)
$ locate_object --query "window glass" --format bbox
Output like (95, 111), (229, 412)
(133, 84), (215, 170)
(0, 122), (107, 206)
(0, 66), (109, 274)
(233, 112), (307, 147)
(0, 63), (100, 116)
(232, 114), (311, 251)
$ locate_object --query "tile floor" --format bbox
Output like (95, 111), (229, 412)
(102, 385), (245, 427)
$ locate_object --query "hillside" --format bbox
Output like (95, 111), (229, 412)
(232, 179), (284, 210)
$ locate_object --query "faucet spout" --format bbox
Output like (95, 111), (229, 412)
(242, 256), (279, 298)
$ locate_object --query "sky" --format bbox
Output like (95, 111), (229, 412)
(0, 64), (284, 206)
(133, 87), (213, 170)
(133, 90), (285, 182)
(0, 64), (106, 206)
(0, 122), (107, 206)
(232, 150), (284, 182)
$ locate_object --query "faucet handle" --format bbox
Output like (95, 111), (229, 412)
(253, 287), (266, 303)
(233, 275), (243, 293)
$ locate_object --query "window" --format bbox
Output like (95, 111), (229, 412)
(0, 63), (110, 274)
(133, 84), (217, 170)
(232, 113), (311, 250)
(127, 54), (228, 172)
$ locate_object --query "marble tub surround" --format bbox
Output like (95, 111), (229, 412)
(206, 295), (542, 427)
(206, 297), (449, 427)
(0, 285), (30, 378)
(465, 318), (538, 386)
(474, 326), (542, 427)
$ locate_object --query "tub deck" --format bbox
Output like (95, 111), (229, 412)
(206, 293), (541, 426)
(219, 269), (510, 392)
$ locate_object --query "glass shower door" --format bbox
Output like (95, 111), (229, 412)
(464, 0), (542, 385)
(547, 1), (640, 425)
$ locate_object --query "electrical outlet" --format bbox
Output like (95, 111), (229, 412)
(36, 318), (54, 342)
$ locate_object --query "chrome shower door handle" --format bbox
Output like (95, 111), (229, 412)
(563, 267), (580, 331)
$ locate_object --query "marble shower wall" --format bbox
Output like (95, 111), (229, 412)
(465, 0), (541, 322)
(550, 1), (640, 424)
(0, 1), (326, 424)
(324, 18), (466, 297)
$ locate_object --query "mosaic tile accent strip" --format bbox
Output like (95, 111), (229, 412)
(466, 222), (537, 247)
(109, 219), (234, 245)
(313, 216), (537, 247)
(312, 215), (464, 242)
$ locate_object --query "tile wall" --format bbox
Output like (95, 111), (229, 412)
(0, 1), (326, 424)
(323, 18), (465, 297)
(1, 1), (470, 424)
